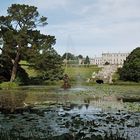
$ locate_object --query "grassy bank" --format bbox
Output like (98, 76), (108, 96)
(20, 61), (140, 86)
(20, 61), (101, 85)
(64, 65), (101, 83)
(20, 61), (38, 77)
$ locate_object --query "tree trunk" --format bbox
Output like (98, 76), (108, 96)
(10, 51), (20, 82)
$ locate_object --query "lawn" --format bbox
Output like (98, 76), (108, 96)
(64, 65), (101, 83)
(20, 61), (101, 84)
(19, 60), (39, 77)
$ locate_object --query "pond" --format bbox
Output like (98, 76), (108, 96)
(0, 85), (140, 140)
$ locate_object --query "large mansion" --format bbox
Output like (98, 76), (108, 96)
(90, 53), (129, 65)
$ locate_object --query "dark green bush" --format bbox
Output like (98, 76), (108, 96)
(119, 47), (140, 82)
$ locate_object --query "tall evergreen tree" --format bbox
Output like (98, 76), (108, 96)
(84, 56), (90, 65)
(0, 4), (55, 82)
(31, 48), (63, 81)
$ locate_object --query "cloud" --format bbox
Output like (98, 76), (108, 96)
(18, 0), (70, 11)
(52, 0), (140, 56)
(1, 0), (140, 57)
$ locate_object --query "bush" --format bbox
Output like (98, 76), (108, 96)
(0, 55), (29, 84)
(15, 67), (29, 85)
(119, 47), (140, 82)
(0, 82), (18, 89)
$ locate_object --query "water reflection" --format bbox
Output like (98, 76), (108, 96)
(0, 88), (124, 113)
(60, 104), (102, 115)
(0, 89), (139, 140)
(0, 102), (139, 140)
(0, 85), (139, 115)
(58, 99), (123, 116)
(0, 90), (27, 113)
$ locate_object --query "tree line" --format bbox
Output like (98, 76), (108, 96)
(62, 53), (90, 65)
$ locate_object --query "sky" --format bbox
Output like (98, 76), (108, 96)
(0, 0), (140, 57)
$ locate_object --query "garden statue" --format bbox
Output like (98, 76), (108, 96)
(62, 74), (71, 89)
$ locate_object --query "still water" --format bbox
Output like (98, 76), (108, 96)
(0, 86), (140, 140)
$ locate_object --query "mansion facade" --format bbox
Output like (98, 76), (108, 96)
(90, 53), (129, 66)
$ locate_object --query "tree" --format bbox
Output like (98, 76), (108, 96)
(119, 47), (140, 82)
(0, 53), (29, 84)
(78, 54), (83, 59)
(0, 4), (55, 82)
(84, 56), (90, 65)
(62, 52), (76, 60)
(31, 48), (64, 81)
(0, 54), (12, 82)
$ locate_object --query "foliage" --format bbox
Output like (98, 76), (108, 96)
(111, 70), (120, 83)
(62, 53), (84, 60)
(119, 47), (140, 82)
(0, 54), (12, 82)
(77, 54), (83, 59)
(66, 60), (79, 65)
(62, 53), (85, 65)
(19, 61), (39, 78)
(84, 55), (90, 65)
(0, 4), (55, 82)
(31, 48), (64, 81)
(15, 67), (29, 85)
(0, 54), (29, 84)
(62, 52), (76, 60)
(0, 82), (18, 89)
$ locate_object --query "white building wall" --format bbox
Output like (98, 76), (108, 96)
(90, 53), (129, 65)
(90, 57), (102, 65)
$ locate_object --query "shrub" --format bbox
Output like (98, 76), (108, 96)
(0, 82), (18, 89)
(119, 47), (140, 82)
(15, 67), (29, 85)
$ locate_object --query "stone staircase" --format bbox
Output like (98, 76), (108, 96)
(96, 65), (118, 83)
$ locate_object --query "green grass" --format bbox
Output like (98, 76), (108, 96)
(64, 65), (101, 83)
(19, 61), (139, 86)
(20, 61), (101, 84)
(112, 71), (120, 82)
(20, 61), (100, 79)
(0, 82), (19, 89)
(19, 60), (39, 77)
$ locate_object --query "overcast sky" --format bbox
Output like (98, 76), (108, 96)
(1, 0), (140, 57)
